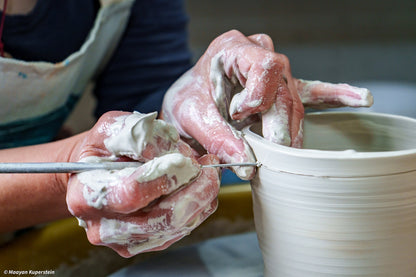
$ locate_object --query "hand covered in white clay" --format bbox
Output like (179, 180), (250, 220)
(66, 111), (220, 257)
(161, 30), (373, 180)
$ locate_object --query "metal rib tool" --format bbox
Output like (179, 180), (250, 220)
(0, 162), (259, 173)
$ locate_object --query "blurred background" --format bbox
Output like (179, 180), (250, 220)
(186, 0), (415, 82)
(66, 0), (416, 133)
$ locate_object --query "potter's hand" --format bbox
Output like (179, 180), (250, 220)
(161, 30), (372, 180)
(66, 111), (221, 258)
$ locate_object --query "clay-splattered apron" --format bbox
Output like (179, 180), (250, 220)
(0, 0), (134, 148)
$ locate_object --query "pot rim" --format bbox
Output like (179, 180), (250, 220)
(243, 112), (416, 177)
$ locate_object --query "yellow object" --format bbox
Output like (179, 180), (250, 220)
(0, 184), (254, 275)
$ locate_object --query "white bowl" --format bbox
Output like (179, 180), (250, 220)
(244, 112), (416, 277)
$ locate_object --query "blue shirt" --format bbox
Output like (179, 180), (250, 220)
(0, 0), (192, 148)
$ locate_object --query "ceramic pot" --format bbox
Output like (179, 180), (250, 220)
(243, 112), (416, 277)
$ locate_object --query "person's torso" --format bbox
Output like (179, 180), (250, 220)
(0, 0), (135, 148)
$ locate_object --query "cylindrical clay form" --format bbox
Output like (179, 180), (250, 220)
(244, 112), (416, 277)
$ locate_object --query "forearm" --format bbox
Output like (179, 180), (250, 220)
(0, 133), (86, 232)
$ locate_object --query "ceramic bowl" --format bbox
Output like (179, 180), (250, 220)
(244, 112), (416, 276)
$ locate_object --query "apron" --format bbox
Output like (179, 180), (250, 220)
(0, 0), (135, 148)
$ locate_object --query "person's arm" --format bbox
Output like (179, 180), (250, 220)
(0, 134), (82, 232)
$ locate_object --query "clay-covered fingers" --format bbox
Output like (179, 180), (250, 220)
(262, 85), (304, 148)
(81, 111), (185, 163)
(203, 31), (284, 122)
(222, 32), (304, 147)
(253, 53), (304, 148)
(161, 66), (257, 180)
(169, 91), (256, 179)
(108, 153), (201, 213)
(206, 33), (296, 175)
(163, 30), (305, 178)
(227, 59), (279, 121)
(227, 33), (277, 119)
(87, 201), (218, 258)
(95, 204), (218, 257)
(68, 153), (201, 214)
(99, 111), (182, 162)
(66, 109), (225, 258)
(81, 154), (220, 258)
(226, 49), (287, 121)
(296, 79), (373, 109)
